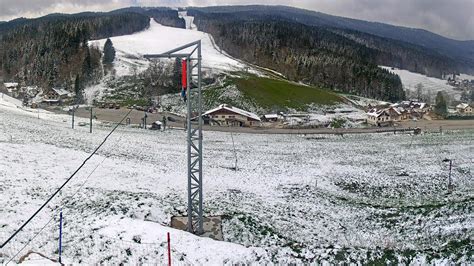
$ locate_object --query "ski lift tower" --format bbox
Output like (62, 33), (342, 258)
(144, 40), (204, 234)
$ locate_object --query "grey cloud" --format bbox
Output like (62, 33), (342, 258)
(0, 0), (472, 40)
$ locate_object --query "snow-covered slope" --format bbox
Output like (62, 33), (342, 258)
(91, 18), (245, 76)
(1, 94), (473, 264)
(380, 66), (460, 100)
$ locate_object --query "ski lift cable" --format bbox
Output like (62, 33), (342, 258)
(0, 108), (133, 250)
(5, 130), (125, 263)
(4, 112), (165, 262)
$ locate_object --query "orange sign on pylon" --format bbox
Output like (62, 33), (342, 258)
(181, 60), (187, 89)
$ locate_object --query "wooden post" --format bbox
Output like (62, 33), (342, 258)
(90, 107), (93, 133)
(167, 232), (171, 266)
(58, 210), (63, 263)
(448, 160), (453, 193)
(72, 108), (75, 129)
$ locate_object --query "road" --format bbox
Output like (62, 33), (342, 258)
(70, 107), (474, 135)
(398, 119), (474, 131)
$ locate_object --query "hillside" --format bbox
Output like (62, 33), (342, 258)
(91, 19), (245, 76)
(0, 8), (185, 94)
(0, 11), (152, 93)
(189, 11), (405, 102)
(229, 75), (343, 110)
(3, 5), (472, 108)
(87, 15), (346, 113)
(380, 66), (460, 101)
(188, 5), (474, 74)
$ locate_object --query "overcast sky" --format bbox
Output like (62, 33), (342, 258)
(0, 0), (473, 41)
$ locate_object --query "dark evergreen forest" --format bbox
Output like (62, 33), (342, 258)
(189, 10), (406, 101)
(0, 8), (184, 94)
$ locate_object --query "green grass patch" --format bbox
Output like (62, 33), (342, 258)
(230, 75), (343, 110)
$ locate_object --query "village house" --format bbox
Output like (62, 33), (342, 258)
(390, 101), (430, 120)
(366, 108), (394, 126)
(4, 82), (19, 94)
(203, 104), (261, 127)
(43, 87), (73, 105)
(455, 103), (473, 114)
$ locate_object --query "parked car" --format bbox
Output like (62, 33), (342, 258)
(167, 116), (176, 122)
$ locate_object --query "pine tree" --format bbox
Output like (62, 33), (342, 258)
(74, 74), (83, 104)
(103, 38), (116, 65)
(82, 46), (93, 81)
(434, 91), (447, 117)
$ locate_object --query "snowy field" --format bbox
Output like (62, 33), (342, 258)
(380, 66), (461, 101)
(0, 97), (473, 264)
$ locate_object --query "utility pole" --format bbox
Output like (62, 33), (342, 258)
(144, 40), (204, 234)
(58, 210), (63, 264)
(143, 111), (147, 129)
(89, 107), (93, 133)
(72, 107), (75, 129)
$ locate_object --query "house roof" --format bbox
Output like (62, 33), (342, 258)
(456, 103), (469, 109)
(4, 82), (18, 88)
(264, 114), (278, 119)
(204, 104), (261, 121)
(52, 88), (70, 96)
(367, 108), (390, 118)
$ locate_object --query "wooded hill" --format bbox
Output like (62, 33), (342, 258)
(188, 6), (474, 75)
(189, 10), (405, 102)
(0, 8), (184, 97)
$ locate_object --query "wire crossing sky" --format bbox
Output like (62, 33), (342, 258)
(0, 0), (473, 40)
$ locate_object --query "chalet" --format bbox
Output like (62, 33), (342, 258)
(367, 108), (394, 126)
(386, 107), (403, 121)
(203, 104), (261, 127)
(43, 88), (73, 104)
(456, 103), (473, 114)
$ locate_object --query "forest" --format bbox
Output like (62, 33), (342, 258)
(0, 8), (184, 102)
(190, 10), (405, 101)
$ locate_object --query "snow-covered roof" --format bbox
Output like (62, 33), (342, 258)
(388, 107), (401, 115)
(52, 88), (70, 96)
(367, 108), (390, 118)
(264, 114), (278, 119)
(204, 104), (260, 121)
(456, 103), (469, 109)
(4, 82), (18, 88)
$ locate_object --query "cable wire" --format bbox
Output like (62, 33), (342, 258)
(1, 109), (133, 249)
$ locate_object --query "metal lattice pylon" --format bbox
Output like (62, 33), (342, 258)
(145, 40), (204, 234)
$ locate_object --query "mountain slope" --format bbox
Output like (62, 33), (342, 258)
(91, 18), (245, 76)
(0, 11), (151, 89)
(188, 5), (474, 72)
(189, 11), (405, 101)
